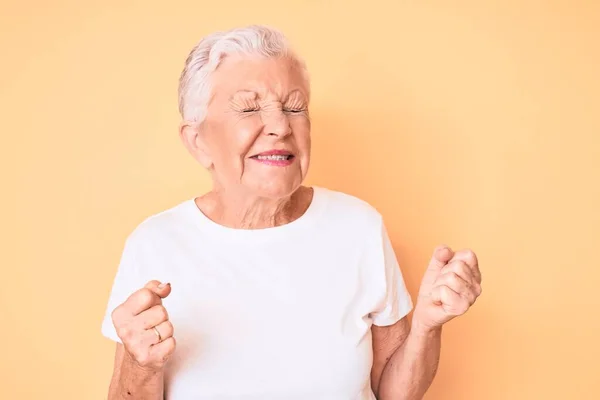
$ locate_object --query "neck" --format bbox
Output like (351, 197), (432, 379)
(197, 186), (312, 229)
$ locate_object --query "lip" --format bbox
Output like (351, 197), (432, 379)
(250, 149), (296, 167)
(251, 149), (294, 157)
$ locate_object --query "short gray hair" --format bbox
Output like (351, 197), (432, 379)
(178, 25), (309, 123)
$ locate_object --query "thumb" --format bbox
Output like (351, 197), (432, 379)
(419, 246), (454, 292)
(427, 245), (454, 271)
(144, 280), (172, 299)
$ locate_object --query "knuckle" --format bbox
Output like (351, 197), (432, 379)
(463, 249), (478, 265)
(117, 325), (132, 340)
(111, 304), (127, 323)
(448, 260), (465, 274)
(165, 321), (174, 335)
(138, 289), (155, 305)
(159, 306), (169, 321)
(451, 260), (468, 272)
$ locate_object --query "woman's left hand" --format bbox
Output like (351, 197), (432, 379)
(412, 246), (482, 331)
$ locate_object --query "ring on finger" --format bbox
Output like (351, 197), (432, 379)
(152, 326), (162, 343)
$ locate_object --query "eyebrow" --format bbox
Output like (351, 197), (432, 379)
(230, 90), (258, 100)
(229, 89), (306, 102)
(285, 90), (307, 102)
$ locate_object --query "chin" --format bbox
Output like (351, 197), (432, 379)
(250, 179), (303, 200)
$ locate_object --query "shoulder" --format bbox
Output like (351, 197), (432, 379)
(124, 199), (195, 246)
(315, 186), (384, 228)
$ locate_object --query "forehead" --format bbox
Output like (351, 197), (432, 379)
(211, 55), (309, 100)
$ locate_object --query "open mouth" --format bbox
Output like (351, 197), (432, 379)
(249, 151), (296, 166)
(250, 154), (294, 161)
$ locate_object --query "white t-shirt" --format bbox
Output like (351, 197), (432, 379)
(101, 186), (413, 400)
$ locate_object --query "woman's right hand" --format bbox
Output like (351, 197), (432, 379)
(111, 280), (176, 371)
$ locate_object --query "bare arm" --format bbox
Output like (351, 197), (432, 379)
(372, 247), (482, 399)
(107, 281), (176, 400)
(108, 343), (165, 400)
(371, 318), (441, 400)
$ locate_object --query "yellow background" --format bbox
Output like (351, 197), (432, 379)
(2, 1), (599, 399)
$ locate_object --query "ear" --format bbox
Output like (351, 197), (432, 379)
(179, 121), (213, 169)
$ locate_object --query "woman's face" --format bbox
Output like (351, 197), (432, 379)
(198, 55), (311, 199)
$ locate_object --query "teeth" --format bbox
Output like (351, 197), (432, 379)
(257, 155), (289, 161)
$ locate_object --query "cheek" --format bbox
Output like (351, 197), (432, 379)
(291, 118), (311, 153)
(214, 118), (262, 165)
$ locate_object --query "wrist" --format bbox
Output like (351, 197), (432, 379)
(124, 351), (165, 376)
(411, 317), (442, 336)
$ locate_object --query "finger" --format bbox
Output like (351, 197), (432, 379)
(150, 320), (174, 345)
(434, 273), (481, 307)
(451, 249), (478, 267)
(149, 336), (176, 362)
(144, 280), (172, 299)
(441, 260), (475, 287)
(431, 285), (470, 315)
(125, 288), (163, 316)
(431, 284), (459, 305)
(427, 245), (455, 271)
(138, 319), (175, 347)
(137, 304), (169, 330)
(451, 250), (481, 282)
(435, 272), (476, 303)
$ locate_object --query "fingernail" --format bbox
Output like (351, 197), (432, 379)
(158, 282), (169, 289)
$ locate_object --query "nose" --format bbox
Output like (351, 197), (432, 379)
(263, 111), (292, 138)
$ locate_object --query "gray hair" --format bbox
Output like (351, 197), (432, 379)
(177, 25), (309, 123)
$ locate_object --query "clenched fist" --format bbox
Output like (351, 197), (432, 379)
(413, 246), (482, 331)
(111, 280), (176, 371)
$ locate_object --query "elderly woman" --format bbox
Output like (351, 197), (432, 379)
(101, 25), (482, 400)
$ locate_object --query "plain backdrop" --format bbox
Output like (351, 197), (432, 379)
(1, 1), (599, 399)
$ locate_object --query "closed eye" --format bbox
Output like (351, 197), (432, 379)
(283, 108), (306, 113)
(241, 108), (259, 113)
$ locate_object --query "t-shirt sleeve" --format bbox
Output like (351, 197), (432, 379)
(100, 234), (146, 343)
(370, 220), (414, 327)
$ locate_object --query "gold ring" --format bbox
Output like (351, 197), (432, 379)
(153, 326), (162, 343)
